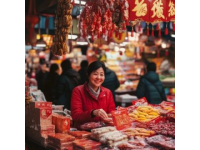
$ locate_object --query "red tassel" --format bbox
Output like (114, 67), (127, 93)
(126, 20), (129, 25)
(173, 22), (175, 31)
(112, 23), (115, 31)
(115, 31), (119, 38)
(165, 27), (169, 35)
(158, 29), (161, 37)
(119, 51), (123, 55)
(91, 34), (94, 41)
(102, 27), (106, 34)
(72, 0), (75, 7)
(131, 26), (134, 37)
(151, 28), (154, 37)
(165, 50), (169, 56)
(123, 23), (126, 30)
(109, 30), (113, 38)
(98, 32), (101, 38)
(147, 27), (149, 36)
(119, 32), (122, 40)
(95, 50), (98, 55)
(156, 23), (160, 30)
(138, 24), (141, 32)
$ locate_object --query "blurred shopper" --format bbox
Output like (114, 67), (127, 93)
(102, 67), (120, 106)
(43, 64), (62, 103)
(36, 62), (48, 92)
(78, 60), (88, 85)
(57, 59), (80, 110)
(136, 62), (166, 104)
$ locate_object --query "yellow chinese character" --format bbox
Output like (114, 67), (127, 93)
(151, 0), (165, 19)
(132, 0), (147, 17)
(168, 0), (175, 17)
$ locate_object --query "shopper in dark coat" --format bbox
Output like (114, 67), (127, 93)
(136, 62), (166, 104)
(43, 64), (61, 103)
(57, 59), (81, 110)
(78, 60), (88, 85)
(36, 62), (48, 92)
(102, 67), (120, 106)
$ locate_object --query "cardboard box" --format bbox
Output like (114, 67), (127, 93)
(34, 108), (52, 126)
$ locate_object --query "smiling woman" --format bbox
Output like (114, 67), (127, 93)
(71, 61), (116, 128)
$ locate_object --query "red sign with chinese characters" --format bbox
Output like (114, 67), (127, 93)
(166, 0), (175, 22)
(149, 0), (167, 23)
(128, 0), (150, 22)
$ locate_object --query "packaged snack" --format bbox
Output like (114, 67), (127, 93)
(68, 131), (91, 139)
(55, 115), (71, 133)
(73, 139), (101, 150)
(48, 133), (75, 144)
(80, 122), (104, 130)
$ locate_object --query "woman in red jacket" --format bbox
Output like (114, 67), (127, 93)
(71, 61), (116, 127)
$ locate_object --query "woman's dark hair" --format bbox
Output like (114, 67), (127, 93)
(147, 62), (156, 72)
(61, 59), (72, 70)
(87, 61), (106, 76)
(50, 64), (59, 73)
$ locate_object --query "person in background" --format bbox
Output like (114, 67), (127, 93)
(71, 61), (116, 128)
(102, 66), (120, 106)
(136, 62), (166, 104)
(36, 62), (49, 92)
(57, 59), (80, 110)
(43, 64), (62, 104)
(78, 60), (88, 85)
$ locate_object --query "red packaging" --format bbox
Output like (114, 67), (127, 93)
(111, 109), (132, 130)
(160, 101), (175, 108)
(29, 101), (52, 109)
(73, 139), (101, 150)
(35, 108), (52, 126)
(68, 131), (91, 139)
(54, 115), (70, 133)
(132, 97), (148, 108)
(48, 133), (75, 144)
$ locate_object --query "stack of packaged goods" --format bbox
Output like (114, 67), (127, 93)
(68, 131), (91, 139)
(25, 101), (55, 146)
(48, 133), (75, 150)
(73, 139), (101, 150)
(52, 113), (71, 133)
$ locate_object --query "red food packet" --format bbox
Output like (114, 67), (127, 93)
(73, 139), (101, 150)
(48, 133), (75, 143)
(55, 115), (70, 133)
(132, 97), (148, 108)
(68, 131), (91, 139)
(111, 109), (132, 130)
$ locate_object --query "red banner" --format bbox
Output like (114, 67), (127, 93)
(166, 0), (175, 22)
(149, 0), (167, 23)
(128, 0), (150, 22)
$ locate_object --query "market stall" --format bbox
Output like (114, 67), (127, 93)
(26, 77), (175, 150)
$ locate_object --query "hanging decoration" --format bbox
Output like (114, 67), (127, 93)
(51, 0), (73, 56)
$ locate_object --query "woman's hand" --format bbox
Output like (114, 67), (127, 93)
(93, 109), (108, 120)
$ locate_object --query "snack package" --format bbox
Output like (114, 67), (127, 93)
(48, 133), (75, 144)
(111, 109), (132, 130)
(68, 131), (91, 139)
(73, 139), (101, 150)
(146, 135), (175, 150)
(132, 97), (148, 108)
(54, 115), (71, 133)
(122, 127), (156, 139)
(80, 122), (104, 130)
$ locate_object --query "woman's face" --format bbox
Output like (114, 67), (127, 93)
(89, 67), (105, 89)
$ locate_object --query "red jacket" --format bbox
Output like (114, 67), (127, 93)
(71, 82), (116, 127)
